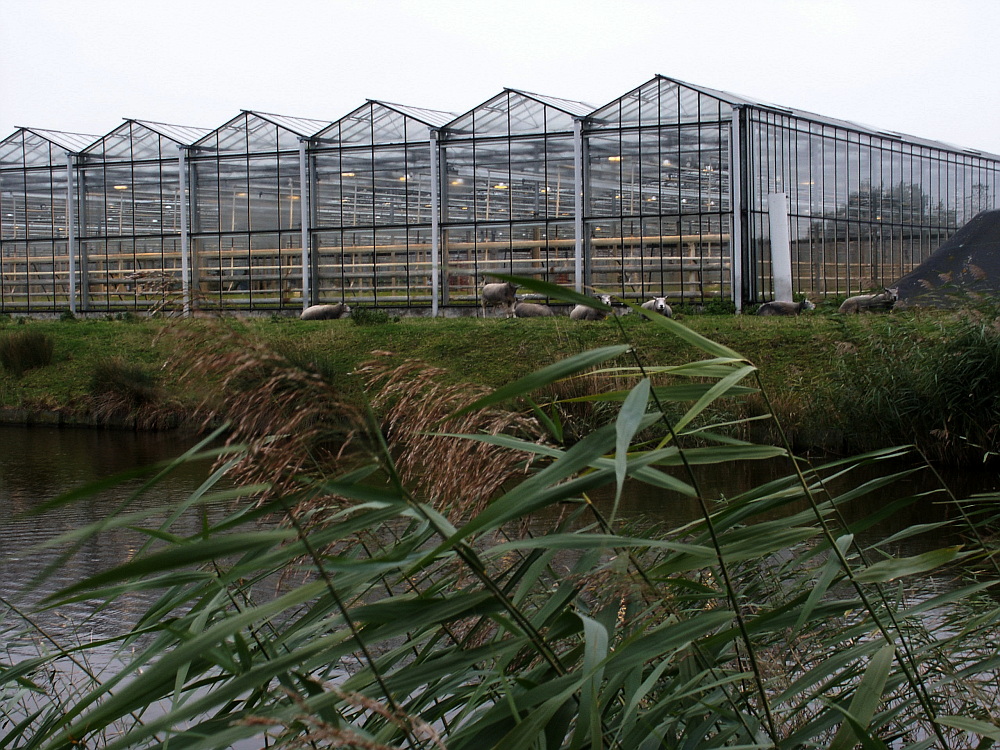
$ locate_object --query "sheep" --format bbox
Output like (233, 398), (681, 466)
(570, 294), (613, 321)
(300, 303), (351, 320)
(640, 296), (674, 318)
(756, 299), (815, 316)
(513, 301), (556, 317)
(838, 288), (898, 314)
(481, 281), (517, 317)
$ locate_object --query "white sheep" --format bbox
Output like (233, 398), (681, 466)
(640, 296), (674, 318)
(513, 301), (556, 317)
(300, 303), (351, 320)
(570, 294), (613, 321)
(481, 281), (518, 317)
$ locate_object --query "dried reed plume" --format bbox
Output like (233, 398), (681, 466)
(167, 322), (367, 494)
(359, 353), (545, 519)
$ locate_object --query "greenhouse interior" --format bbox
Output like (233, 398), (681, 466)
(1, 74), (998, 315)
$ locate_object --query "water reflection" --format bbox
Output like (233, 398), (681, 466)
(0, 425), (217, 634)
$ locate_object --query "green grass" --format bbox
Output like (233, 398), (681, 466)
(0, 308), (982, 461)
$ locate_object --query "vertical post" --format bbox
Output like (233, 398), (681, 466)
(768, 192), (793, 302)
(429, 129), (441, 316)
(65, 152), (77, 315)
(299, 139), (311, 309)
(178, 146), (191, 317)
(573, 118), (584, 293)
(729, 106), (745, 312)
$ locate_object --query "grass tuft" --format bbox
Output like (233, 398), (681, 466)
(0, 329), (54, 376)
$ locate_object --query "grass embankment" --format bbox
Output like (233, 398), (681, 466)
(0, 307), (995, 461)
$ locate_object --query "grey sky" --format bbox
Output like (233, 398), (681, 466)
(3, 0), (999, 154)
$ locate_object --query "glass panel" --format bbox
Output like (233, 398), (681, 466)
(340, 149), (374, 227)
(312, 150), (343, 229)
(587, 134), (621, 217)
(314, 229), (346, 301)
(508, 138), (548, 221)
(403, 144), (432, 224)
(192, 158), (221, 233)
(443, 144), (475, 221)
(473, 140), (510, 221)
(372, 146), (408, 226)
(338, 112), (374, 145)
(370, 105), (408, 143)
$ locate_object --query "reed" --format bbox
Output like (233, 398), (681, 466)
(3, 279), (999, 749)
(832, 306), (1000, 463)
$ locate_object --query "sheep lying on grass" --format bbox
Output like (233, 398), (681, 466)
(838, 288), (897, 314)
(570, 294), (613, 321)
(640, 297), (673, 318)
(756, 299), (815, 316)
(300, 303), (351, 320)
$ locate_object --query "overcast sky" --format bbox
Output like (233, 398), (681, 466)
(3, 0), (999, 154)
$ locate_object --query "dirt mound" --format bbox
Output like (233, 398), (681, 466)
(894, 210), (1000, 307)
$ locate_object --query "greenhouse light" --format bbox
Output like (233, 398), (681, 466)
(341, 172), (355, 177)
(113, 185), (128, 190)
(493, 183), (508, 189)
(608, 156), (622, 162)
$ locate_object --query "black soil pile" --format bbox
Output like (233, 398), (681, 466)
(894, 210), (1000, 307)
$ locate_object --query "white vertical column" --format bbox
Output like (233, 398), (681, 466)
(299, 139), (311, 310)
(65, 152), (77, 315)
(178, 146), (191, 317)
(768, 192), (793, 302)
(429, 130), (441, 316)
(729, 106), (744, 312)
(573, 118), (584, 293)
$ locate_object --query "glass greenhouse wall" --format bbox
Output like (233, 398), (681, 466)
(2, 75), (998, 315)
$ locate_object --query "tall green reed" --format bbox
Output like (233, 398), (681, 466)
(2, 278), (999, 749)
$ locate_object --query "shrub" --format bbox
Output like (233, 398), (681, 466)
(832, 308), (1000, 462)
(349, 306), (398, 325)
(88, 357), (166, 426)
(0, 329), (54, 376)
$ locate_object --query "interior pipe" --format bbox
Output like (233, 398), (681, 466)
(65, 152), (77, 315)
(429, 129), (441, 316)
(729, 105), (745, 313)
(573, 118), (584, 293)
(178, 146), (191, 317)
(298, 138), (311, 309)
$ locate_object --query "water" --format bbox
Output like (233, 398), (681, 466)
(1, 426), (997, 746)
(4, 426), (997, 619)
(0, 426), (221, 633)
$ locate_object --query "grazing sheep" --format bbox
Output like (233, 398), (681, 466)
(300, 303), (351, 320)
(481, 281), (518, 317)
(838, 288), (898, 314)
(756, 299), (815, 316)
(640, 296), (674, 318)
(570, 294), (613, 321)
(513, 301), (556, 317)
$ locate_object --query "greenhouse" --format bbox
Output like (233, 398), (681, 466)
(2, 74), (998, 315)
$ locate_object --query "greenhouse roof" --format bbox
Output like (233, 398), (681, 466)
(659, 74), (1000, 159)
(444, 88), (593, 137)
(21, 127), (98, 153)
(0, 127), (100, 168)
(131, 119), (212, 145)
(82, 119), (212, 160)
(372, 101), (455, 129)
(315, 100), (456, 145)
